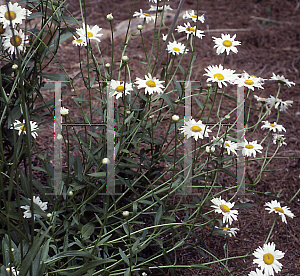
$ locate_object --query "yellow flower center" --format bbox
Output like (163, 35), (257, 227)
(0, 23), (5, 35)
(76, 38), (83, 43)
(10, 35), (22, 47)
(220, 204), (230, 213)
(4, 11), (16, 20)
(86, 32), (93, 38)
(223, 40), (232, 47)
(270, 123), (276, 127)
(245, 144), (254, 149)
(20, 126), (26, 131)
(191, 126), (202, 132)
(173, 47), (180, 51)
(225, 142), (230, 147)
(116, 85), (124, 91)
(186, 27), (196, 32)
(191, 15), (197, 18)
(146, 80), (156, 87)
(250, 75), (257, 78)
(222, 227), (230, 231)
(143, 13), (150, 16)
(274, 207), (284, 213)
(213, 73), (225, 81)
(244, 80), (254, 85)
(263, 253), (274, 265)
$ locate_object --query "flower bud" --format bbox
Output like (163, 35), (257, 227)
(57, 134), (63, 140)
(102, 158), (110, 165)
(172, 115), (179, 122)
(47, 213), (52, 218)
(12, 64), (18, 70)
(137, 24), (143, 30)
(142, 273), (147, 276)
(68, 191), (73, 196)
(105, 63), (111, 68)
(149, 115), (154, 119)
(60, 107), (69, 115)
(224, 114), (230, 119)
(122, 211), (130, 217)
(121, 55), (129, 62)
(126, 110), (131, 114)
(106, 13), (114, 21)
(162, 34), (167, 41)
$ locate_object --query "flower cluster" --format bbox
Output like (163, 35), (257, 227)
(0, 2), (31, 55)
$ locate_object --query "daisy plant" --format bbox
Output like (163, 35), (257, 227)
(0, 1), (297, 275)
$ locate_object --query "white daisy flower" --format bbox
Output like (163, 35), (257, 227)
(182, 10), (205, 23)
(253, 242), (284, 276)
(221, 225), (239, 237)
(204, 64), (238, 88)
(109, 79), (133, 99)
(270, 73), (295, 87)
(212, 34), (241, 55)
(149, 4), (172, 12)
(0, 2), (31, 28)
(211, 197), (238, 225)
(266, 95), (293, 112)
(254, 95), (267, 103)
(10, 119), (39, 139)
(72, 35), (87, 47)
(212, 137), (237, 155)
(133, 9), (155, 24)
(135, 73), (165, 95)
(176, 22), (205, 40)
(261, 121), (286, 133)
(235, 71), (264, 90)
(239, 139), (263, 158)
(248, 268), (265, 276)
(76, 23), (103, 42)
(179, 118), (211, 141)
(272, 134), (287, 146)
(20, 196), (48, 220)
(3, 28), (27, 55)
(6, 265), (19, 276)
(248, 73), (266, 85)
(167, 41), (188, 55)
(265, 200), (295, 224)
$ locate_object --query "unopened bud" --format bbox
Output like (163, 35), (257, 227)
(121, 56), (129, 62)
(106, 13), (114, 21)
(137, 25), (143, 30)
(172, 115), (179, 122)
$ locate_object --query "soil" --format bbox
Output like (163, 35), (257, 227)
(28, 0), (300, 275)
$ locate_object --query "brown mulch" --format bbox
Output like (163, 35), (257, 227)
(29, 0), (300, 275)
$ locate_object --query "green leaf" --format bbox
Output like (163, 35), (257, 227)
(72, 259), (117, 276)
(190, 264), (213, 270)
(234, 203), (254, 209)
(45, 251), (94, 264)
(154, 205), (163, 225)
(40, 73), (69, 81)
(74, 156), (83, 181)
(88, 172), (106, 178)
(96, 234), (112, 247)
(81, 222), (95, 240)
(160, 93), (174, 111)
(19, 226), (52, 276)
(173, 79), (182, 98)
(119, 247), (130, 266)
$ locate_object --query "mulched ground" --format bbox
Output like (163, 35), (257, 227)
(29, 0), (300, 275)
